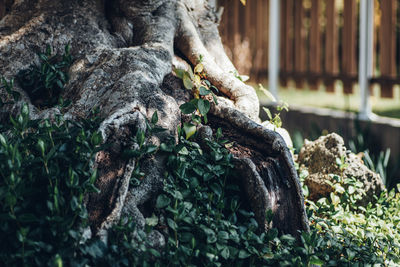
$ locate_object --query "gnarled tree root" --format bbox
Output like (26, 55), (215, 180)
(209, 106), (309, 236)
(0, 0), (308, 242)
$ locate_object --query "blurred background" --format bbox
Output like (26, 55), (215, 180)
(218, 0), (400, 188)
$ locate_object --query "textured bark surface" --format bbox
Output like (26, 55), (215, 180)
(0, 0), (308, 239)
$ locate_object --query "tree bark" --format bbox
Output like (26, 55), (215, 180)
(0, 0), (308, 239)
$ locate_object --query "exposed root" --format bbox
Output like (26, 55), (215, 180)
(209, 106), (309, 236)
(175, 1), (260, 121)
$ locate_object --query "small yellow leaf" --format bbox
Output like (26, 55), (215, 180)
(240, 0), (246, 6)
(194, 63), (204, 73)
(194, 74), (201, 86)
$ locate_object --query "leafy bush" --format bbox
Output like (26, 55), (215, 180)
(16, 44), (72, 107)
(299, 167), (400, 266)
(1, 100), (400, 265)
(1, 46), (400, 265)
(0, 103), (103, 265)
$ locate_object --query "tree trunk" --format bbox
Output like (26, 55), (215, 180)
(0, 0), (308, 239)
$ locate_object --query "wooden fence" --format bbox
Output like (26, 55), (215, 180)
(218, 0), (400, 99)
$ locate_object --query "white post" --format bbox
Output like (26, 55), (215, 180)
(358, 0), (374, 120)
(268, 0), (280, 100)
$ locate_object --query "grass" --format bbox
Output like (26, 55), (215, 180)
(254, 81), (400, 119)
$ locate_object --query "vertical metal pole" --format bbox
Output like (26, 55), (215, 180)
(358, 0), (374, 120)
(269, 0), (280, 100)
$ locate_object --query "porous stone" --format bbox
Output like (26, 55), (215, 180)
(298, 133), (385, 205)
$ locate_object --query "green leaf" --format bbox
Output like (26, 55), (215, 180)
(174, 68), (186, 79)
(199, 86), (211, 96)
(216, 128), (222, 139)
(238, 249), (250, 259)
(21, 103), (29, 117)
(167, 218), (178, 231)
(156, 194), (171, 209)
(145, 214), (159, 227)
(309, 255), (324, 266)
(145, 145), (158, 154)
(160, 143), (173, 152)
(136, 130), (145, 147)
(91, 132), (102, 146)
(148, 248), (161, 258)
(220, 247), (230, 259)
(210, 183), (222, 197)
(267, 228), (278, 240)
(183, 123), (196, 139)
(218, 231), (229, 240)
(37, 139), (46, 156)
(179, 102), (196, 114)
(151, 111), (158, 124)
(89, 169), (98, 184)
(183, 73), (194, 90)
(197, 99), (210, 116)
(0, 134), (6, 147)
(263, 107), (272, 120)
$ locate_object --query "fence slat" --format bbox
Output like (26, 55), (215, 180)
(324, 0), (339, 92)
(342, 0), (357, 94)
(309, 0), (321, 90)
(246, 0), (257, 77)
(294, 0), (306, 88)
(379, 0), (397, 98)
(280, 0), (288, 86)
(255, 0), (267, 80)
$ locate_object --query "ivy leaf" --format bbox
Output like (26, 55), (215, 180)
(167, 218), (178, 231)
(238, 249), (250, 259)
(156, 194), (171, 209)
(199, 86), (211, 96)
(197, 99), (210, 116)
(180, 102), (196, 114)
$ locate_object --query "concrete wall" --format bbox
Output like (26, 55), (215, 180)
(260, 104), (400, 186)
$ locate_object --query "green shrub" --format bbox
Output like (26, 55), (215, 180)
(0, 103), (104, 265)
(1, 45), (400, 265)
(16, 44), (72, 107)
